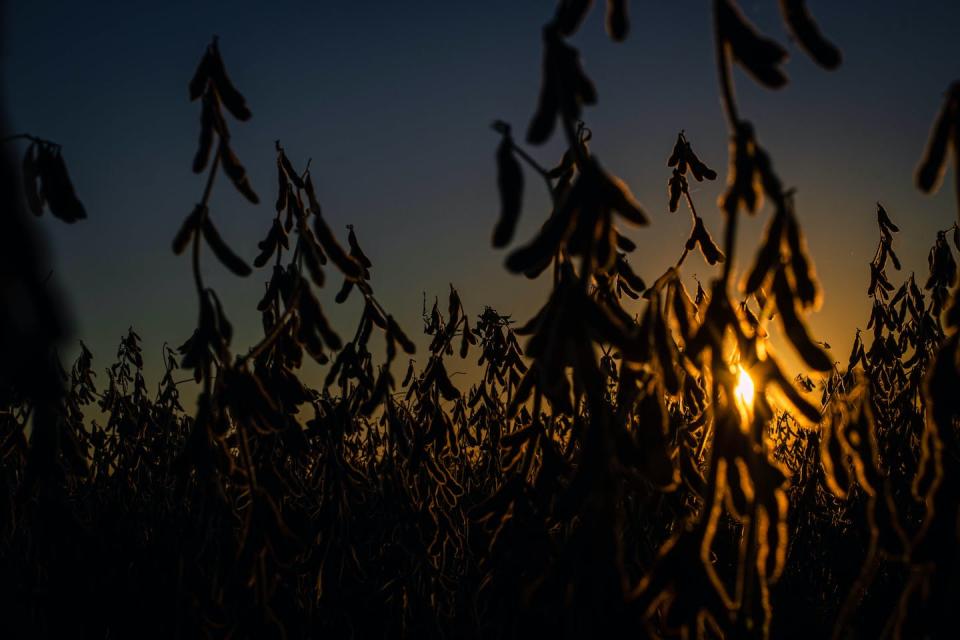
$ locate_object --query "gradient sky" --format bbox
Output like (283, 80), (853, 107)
(4, 1), (960, 400)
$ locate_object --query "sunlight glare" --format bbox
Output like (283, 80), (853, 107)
(735, 365), (755, 408)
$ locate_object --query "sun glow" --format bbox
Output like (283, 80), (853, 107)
(735, 365), (755, 408)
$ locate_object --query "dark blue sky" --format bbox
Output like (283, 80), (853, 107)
(5, 1), (959, 390)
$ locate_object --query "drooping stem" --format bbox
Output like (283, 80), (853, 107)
(236, 414), (260, 492)
(713, 1), (740, 131)
(510, 142), (557, 204)
(722, 208), (738, 287)
(676, 186), (703, 268)
(684, 186), (702, 222)
(714, 0), (741, 288)
(192, 151), (222, 298)
(190, 150), (222, 392)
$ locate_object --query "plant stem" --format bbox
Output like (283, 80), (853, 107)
(722, 209), (738, 287)
(714, 0), (741, 289)
(676, 187), (702, 268)
(192, 151), (222, 298)
(713, 1), (740, 131)
(241, 248), (304, 366)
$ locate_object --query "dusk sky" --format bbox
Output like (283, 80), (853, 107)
(5, 0), (960, 393)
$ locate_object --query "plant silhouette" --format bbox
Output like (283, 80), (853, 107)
(0, 3), (959, 640)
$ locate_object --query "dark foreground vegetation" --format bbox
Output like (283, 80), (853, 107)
(2, 1), (960, 638)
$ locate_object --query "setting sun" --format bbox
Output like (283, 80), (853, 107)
(735, 365), (756, 408)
